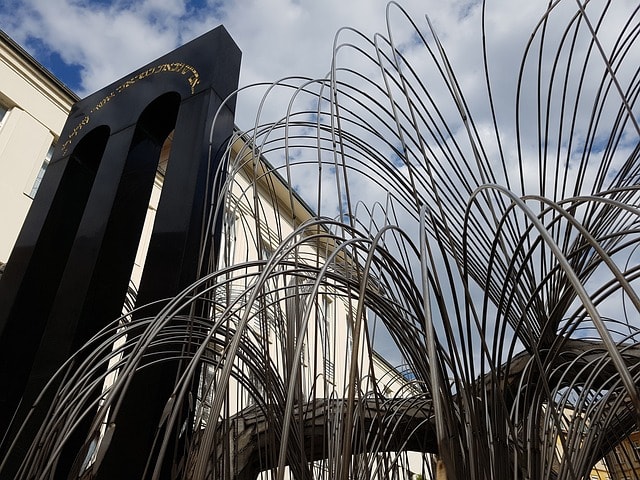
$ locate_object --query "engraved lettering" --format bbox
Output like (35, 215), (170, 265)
(62, 61), (200, 153)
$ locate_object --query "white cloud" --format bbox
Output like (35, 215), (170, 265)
(0, 1), (474, 122)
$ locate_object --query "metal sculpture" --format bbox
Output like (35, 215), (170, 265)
(1, 1), (639, 479)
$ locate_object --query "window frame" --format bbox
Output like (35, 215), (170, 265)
(28, 142), (56, 199)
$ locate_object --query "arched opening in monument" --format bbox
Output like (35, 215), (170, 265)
(130, 128), (175, 293)
(89, 91), (181, 314)
(12, 124), (109, 330)
(73, 92), (182, 478)
(0, 124), (110, 435)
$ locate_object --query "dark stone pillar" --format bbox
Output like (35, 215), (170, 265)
(0, 25), (240, 479)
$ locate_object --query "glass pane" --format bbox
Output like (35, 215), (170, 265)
(29, 144), (55, 198)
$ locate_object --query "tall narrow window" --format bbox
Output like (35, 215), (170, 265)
(217, 209), (237, 269)
(321, 296), (335, 384)
(29, 143), (55, 198)
(0, 104), (8, 126)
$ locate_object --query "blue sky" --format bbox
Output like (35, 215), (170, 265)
(22, 36), (84, 91)
(0, 0), (490, 130)
(1, 0), (636, 151)
(0, 1), (432, 91)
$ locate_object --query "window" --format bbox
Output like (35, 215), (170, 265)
(323, 356), (335, 384)
(218, 210), (237, 268)
(321, 296), (335, 383)
(29, 143), (55, 198)
(260, 240), (273, 260)
(0, 104), (8, 125)
(320, 296), (333, 350)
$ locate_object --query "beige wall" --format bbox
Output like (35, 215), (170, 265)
(0, 33), (75, 263)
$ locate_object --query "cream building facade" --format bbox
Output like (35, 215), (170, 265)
(0, 30), (77, 265)
(214, 136), (426, 478)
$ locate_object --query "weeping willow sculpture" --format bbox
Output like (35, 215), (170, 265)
(3, 1), (640, 479)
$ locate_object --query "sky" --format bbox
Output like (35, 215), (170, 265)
(0, 0), (454, 92)
(3, 0), (634, 155)
(0, 0), (500, 131)
(4, 0), (629, 138)
(1, 0), (638, 367)
(1, 0), (636, 192)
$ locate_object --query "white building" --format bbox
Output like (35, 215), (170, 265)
(0, 30), (77, 265)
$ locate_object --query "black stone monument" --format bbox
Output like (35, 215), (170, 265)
(0, 26), (240, 478)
